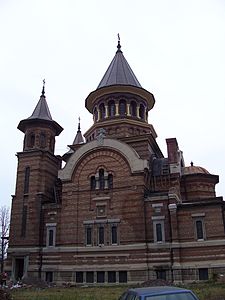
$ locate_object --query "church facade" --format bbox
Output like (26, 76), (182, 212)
(6, 40), (225, 285)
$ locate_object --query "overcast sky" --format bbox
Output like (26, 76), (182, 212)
(0, 0), (225, 207)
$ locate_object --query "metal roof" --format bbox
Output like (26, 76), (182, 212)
(72, 119), (84, 145)
(28, 86), (52, 121)
(17, 85), (63, 135)
(97, 40), (142, 89)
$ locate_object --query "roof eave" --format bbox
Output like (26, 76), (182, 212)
(17, 118), (63, 136)
(85, 84), (155, 113)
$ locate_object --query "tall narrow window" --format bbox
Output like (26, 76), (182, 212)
(99, 103), (105, 120)
(98, 226), (104, 245)
(119, 100), (126, 117)
(130, 101), (137, 117)
(111, 225), (117, 244)
(156, 223), (163, 242)
(50, 136), (55, 152)
(153, 218), (165, 243)
(108, 174), (113, 189)
(24, 167), (30, 194)
(40, 132), (46, 148)
(21, 205), (27, 237)
(99, 169), (105, 190)
(48, 229), (54, 246)
(46, 224), (56, 247)
(86, 227), (92, 246)
(139, 104), (145, 120)
(94, 107), (98, 122)
(28, 133), (35, 148)
(90, 176), (96, 190)
(196, 220), (204, 240)
(108, 100), (115, 117)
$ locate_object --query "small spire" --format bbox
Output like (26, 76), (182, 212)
(117, 33), (121, 52)
(42, 79), (45, 96)
(190, 161), (194, 166)
(78, 116), (81, 132)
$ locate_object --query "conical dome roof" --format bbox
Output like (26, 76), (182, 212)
(85, 39), (155, 113)
(97, 40), (141, 88)
(18, 83), (63, 135)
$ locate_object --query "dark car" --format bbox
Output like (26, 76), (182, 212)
(118, 286), (199, 300)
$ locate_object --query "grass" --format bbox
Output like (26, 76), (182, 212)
(10, 282), (225, 300)
(11, 286), (126, 300)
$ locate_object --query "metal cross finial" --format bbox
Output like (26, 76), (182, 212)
(42, 79), (45, 96)
(117, 33), (121, 51)
(78, 116), (81, 131)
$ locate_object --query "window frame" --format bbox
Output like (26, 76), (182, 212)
(152, 217), (165, 243)
(46, 224), (56, 247)
(193, 217), (206, 241)
(85, 226), (93, 246)
(98, 225), (105, 245)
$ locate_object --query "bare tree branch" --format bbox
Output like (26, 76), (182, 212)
(0, 206), (10, 273)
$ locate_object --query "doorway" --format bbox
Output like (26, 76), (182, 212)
(15, 258), (24, 281)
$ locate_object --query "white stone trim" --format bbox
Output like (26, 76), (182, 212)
(58, 138), (148, 181)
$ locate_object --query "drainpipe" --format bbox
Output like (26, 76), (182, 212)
(144, 189), (150, 281)
(37, 193), (44, 280)
(168, 201), (174, 283)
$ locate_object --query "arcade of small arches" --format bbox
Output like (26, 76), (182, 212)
(90, 168), (113, 190)
(92, 97), (148, 123)
(24, 130), (55, 152)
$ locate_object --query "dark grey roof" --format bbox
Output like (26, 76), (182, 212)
(73, 121), (84, 145)
(62, 120), (84, 160)
(97, 41), (142, 89)
(28, 89), (52, 121)
(17, 85), (63, 135)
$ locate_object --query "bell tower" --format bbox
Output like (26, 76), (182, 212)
(84, 38), (162, 160)
(8, 82), (63, 280)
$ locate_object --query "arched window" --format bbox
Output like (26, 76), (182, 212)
(130, 101), (137, 117)
(139, 104), (145, 120)
(50, 136), (55, 152)
(108, 100), (115, 117)
(119, 100), (126, 117)
(28, 133), (35, 148)
(24, 167), (30, 194)
(90, 176), (96, 190)
(108, 174), (113, 189)
(94, 107), (98, 122)
(99, 169), (105, 190)
(99, 103), (105, 120)
(40, 132), (46, 148)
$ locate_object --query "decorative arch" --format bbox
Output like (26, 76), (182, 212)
(58, 139), (148, 181)
(108, 100), (115, 117)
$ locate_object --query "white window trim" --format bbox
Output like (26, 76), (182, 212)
(110, 224), (119, 245)
(194, 218), (206, 241)
(85, 226), (93, 246)
(46, 224), (56, 247)
(153, 219), (165, 243)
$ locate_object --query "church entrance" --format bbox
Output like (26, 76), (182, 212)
(15, 258), (24, 281)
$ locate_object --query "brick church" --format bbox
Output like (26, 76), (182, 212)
(6, 40), (225, 285)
